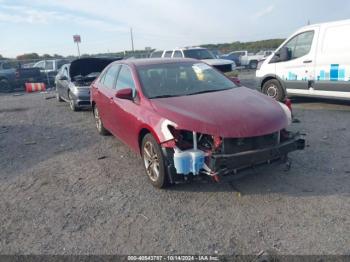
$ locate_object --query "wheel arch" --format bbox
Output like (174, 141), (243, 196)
(138, 126), (161, 154)
(261, 74), (286, 93)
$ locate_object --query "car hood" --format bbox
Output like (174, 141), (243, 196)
(201, 58), (233, 66)
(150, 87), (289, 138)
(69, 57), (119, 79)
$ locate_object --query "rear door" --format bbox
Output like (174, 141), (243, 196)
(96, 64), (121, 133)
(273, 29), (319, 91)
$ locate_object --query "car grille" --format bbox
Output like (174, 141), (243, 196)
(222, 132), (280, 154)
(213, 64), (232, 72)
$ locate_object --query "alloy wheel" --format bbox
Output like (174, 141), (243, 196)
(143, 141), (160, 182)
(68, 92), (75, 110)
(266, 85), (278, 98)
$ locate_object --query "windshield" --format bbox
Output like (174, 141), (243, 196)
(137, 62), (237, 99)
(183, 49), (215, 60)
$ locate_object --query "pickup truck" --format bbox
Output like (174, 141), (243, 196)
(0, 60), (43, 92)
(239, 50), (273, 69)
(33, 59), (69, 87)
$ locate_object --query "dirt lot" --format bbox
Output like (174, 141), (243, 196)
(1, 73), (350, 255)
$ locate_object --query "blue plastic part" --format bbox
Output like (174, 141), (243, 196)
(173, 149), (205, 175)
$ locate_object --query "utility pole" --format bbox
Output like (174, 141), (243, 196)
(130, 27), (135, 53)
(76, 42), (81, 58)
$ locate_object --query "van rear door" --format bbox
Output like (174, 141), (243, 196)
(271, 28), (319, 92)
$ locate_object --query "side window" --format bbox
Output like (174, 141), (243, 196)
(45, 61), (54, 70)
(284, 31), (314, 60)
(164, 51), (173, 58)
(150, 51), (163, 58)
(35, 61), (45, 69)
(102, 65), (120, 89)
(173, 51), (183, 58)
(116, 65), (136, 92)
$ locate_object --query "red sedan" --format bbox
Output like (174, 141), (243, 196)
(91, 58), (304, 188)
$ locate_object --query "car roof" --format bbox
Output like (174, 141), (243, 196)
(116, 58), (199, 67)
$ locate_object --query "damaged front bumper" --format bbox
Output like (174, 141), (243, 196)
(208, 135), (305, 176)
(162, 132), (305, 184)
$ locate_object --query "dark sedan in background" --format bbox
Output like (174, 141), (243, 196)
(55, 57), (117, 111)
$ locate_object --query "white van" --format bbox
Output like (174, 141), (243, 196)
(256, 19), (350, 101)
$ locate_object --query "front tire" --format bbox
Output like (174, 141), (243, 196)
(262, 79), (285, 102)
(93, 105), (110, 136)
(68, 91), (79, 111)
(142, 134), (169, 189)
(56, 89), (63, 102)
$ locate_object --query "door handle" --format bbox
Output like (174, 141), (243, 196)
(303, 60), (312, 64)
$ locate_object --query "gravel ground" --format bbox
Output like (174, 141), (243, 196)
(1, 75), (350, 255)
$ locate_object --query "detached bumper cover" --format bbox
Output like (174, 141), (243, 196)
(209, 135), (305, 174)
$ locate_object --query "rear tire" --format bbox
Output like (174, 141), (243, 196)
(93, 105), (110, 136)
(0, 79), (11, 93)
(141, 133), (169, 189)
(262, 79), (285, 102)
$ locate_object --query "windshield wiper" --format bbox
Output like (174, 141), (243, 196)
(150, 94), (177, 99)
(187, 89), (226, 96)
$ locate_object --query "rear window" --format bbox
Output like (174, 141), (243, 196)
(183, 49), (215, 60)
(45, 61), (54, 70)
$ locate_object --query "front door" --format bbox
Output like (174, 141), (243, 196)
(273, 29), (318, 91)
(110, 65), (140, 149)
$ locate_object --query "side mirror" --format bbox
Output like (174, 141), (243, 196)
(274, 47), (290, 62)
(59, 75), (68, 81)
(115, 88), (133, 100)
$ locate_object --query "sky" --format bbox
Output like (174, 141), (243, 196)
(1, 0), (350, 58)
